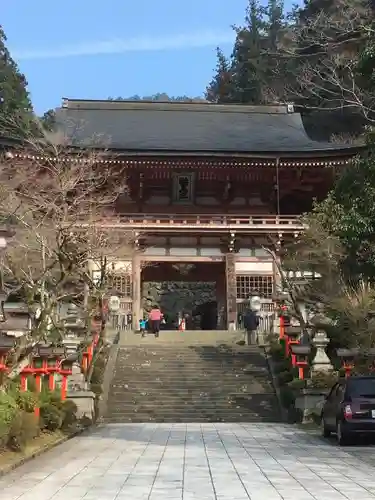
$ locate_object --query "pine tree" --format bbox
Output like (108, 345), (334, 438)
(266, 0), (285, 51)
(205, 0), (286, 105)
(205, 48), (233, 103)
(230, 0), (267, 104)
(0, 25), (33, 136)
(262, 0), (286, 102)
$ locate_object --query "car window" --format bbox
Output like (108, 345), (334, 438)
(347, 378), (375, 397)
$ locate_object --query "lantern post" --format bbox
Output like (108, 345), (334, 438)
(273, 292), (289, 342)
(336, 348), (359, 378)
(285, 326), (301, 365)
(290, 344), (311, 380)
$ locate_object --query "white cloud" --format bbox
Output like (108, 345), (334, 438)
(12, 31), (235, 61)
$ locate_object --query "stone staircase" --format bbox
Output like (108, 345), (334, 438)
(105, 331), (281, 423)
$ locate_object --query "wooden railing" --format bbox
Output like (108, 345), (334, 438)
(98, 213), (304, 232)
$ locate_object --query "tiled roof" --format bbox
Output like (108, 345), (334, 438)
(55, 99), (352, 154)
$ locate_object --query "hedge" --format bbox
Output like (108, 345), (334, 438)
(0, 387), (77, 453)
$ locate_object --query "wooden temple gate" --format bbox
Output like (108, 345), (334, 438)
(4, 99), (359, 332)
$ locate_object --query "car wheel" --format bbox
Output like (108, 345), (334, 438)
(336, 420), (350, 446)
(321, 414), (331, 438)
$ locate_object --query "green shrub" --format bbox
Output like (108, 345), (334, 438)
(61, 400), (77, 429)
(0, 392), (18, 447)
(39, 389), (63, 408)
(7, 411), (39, 451)
(90, 349), (109, 386)
(280, 386), (296, 408)
(273, 359), (291, 374)
(277, 370), (294, 386)
(287, 378), (305, 391)
(40, 403), (63, 431)
(269, 342), (285, 361)
(15, 391), (38, 413)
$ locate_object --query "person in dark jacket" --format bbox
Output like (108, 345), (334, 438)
(243, 309), (260, 345)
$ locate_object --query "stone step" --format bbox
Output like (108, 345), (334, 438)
(107, 398), (278, 415)
(119, 330), (246, 346)
(105, 342), (280, 423)
(109, 388), (274, 395)
(107, 415), (277, 422)
(109, 404), (278, 414)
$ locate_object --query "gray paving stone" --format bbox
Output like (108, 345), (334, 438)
(3, 423), (375, 499)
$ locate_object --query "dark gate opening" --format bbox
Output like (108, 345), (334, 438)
(141, 261), (226, 330)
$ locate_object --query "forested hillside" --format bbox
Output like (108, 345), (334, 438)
(206, 0), (375, 140)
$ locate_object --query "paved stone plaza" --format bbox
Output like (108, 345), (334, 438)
(2, 423), (375, 500)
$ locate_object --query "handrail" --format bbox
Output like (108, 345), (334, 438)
(108, 213), (302, 225)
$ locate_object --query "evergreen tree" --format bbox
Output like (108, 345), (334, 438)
(205, 48), (233, 103)
(265, 0), (285, 51)
(0, 25), (33, 136)
(206, 0), (286, 105)
(262, 0), (286, 102)
(230, 0), (267, 104)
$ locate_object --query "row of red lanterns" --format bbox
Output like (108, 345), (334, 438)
(0, 330), (99, 417)
(277, 303), (311, 380)
(278, 303), (373, 379)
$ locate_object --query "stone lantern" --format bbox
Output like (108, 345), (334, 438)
(310, 305), (333, 373)
(62, 304), (87, 355)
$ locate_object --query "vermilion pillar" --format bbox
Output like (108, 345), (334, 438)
(61, 375), (68, 400)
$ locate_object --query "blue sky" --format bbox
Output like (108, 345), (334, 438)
(3, 0), (296, 114)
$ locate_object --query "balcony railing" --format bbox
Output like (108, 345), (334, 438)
(97, 213), (304, 232)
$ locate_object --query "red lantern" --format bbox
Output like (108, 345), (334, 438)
(285, 326), (301, 362)
(290, 345), (311, 380)
(337, 349), (359, 378)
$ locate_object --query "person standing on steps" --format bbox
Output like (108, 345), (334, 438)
(148, 305), (163, 337)
(243, 307), (260, 345)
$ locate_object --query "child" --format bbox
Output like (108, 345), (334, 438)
(139, 318), (147, 337)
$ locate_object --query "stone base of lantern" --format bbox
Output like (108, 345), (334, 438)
(68, 363), (88, 391)
(295, 388), (330, 423)
(67, 390), (96, 422)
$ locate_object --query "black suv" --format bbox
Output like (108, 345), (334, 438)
(321, 376), (375, 445)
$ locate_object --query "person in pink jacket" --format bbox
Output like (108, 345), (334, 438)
(148, 305), (163, 337)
